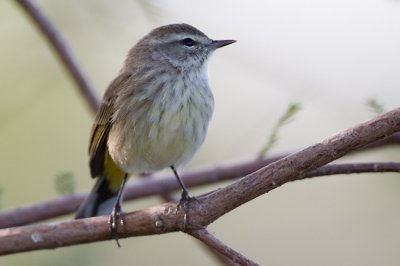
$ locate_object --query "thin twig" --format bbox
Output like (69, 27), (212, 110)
(16, 0), (99, 112)
(0, 160), (399, 229)
(140, 178), (235, 265)
(0, 108), (399, 255)
(0, 155), (283, 228)
(304, 162), (400, 178)
(363, 132), (400, 149)
(188, 229), (258, 266)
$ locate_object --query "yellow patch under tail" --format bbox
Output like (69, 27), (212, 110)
(104, 150), (127, 192)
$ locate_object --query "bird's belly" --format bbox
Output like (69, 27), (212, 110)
(107, 104), (211, 174)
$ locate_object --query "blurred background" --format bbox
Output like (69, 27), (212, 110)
(1, 0), (400, 265)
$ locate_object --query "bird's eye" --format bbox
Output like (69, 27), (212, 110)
(181, 38), (195, 47)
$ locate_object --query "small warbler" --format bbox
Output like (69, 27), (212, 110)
(75, 24), (235, 232)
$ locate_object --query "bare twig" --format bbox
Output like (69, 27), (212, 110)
(203, 247), (238, 266)
(199, 109), (400, 224)
(1, 108), (399, 255)
(363, 131), (400, 149)
(1, 160), (399, 229)
(16, 0), (99, 112)
(304, 162), (400, 177)
(0, 155), (283, 229)
(188, 229), (258, 266)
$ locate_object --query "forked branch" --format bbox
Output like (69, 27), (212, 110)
(0, 160), (399, 229)
(0, 108), (399, 256)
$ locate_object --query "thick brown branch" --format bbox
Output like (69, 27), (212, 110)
(188, 229), (258, 266)
(198, 108), (400, 224)
(1, 159), (397, 229)
(16, 0), (100, 112)
(3, 136), (393, 229)
(0, 156), (284, 229)
(0, 108), (399, 255)
(0, 160), (399, 229)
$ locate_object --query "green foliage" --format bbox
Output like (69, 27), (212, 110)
(55, 172), (75, 195)
(258, 102), (302, 158)
(366, 99), (385, 114)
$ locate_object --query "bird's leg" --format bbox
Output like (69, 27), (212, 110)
(109, 174), (128, 248)
(171, 165), (190, 200)
(170, 165), (191, 230)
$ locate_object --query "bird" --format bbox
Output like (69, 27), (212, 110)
(75, 23), (235, 238)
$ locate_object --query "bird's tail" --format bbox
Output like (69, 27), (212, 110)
(76, 149), (127, 219)
(75, 175), (120, 219)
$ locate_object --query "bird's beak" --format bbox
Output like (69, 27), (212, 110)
(210, 39), (236, 49)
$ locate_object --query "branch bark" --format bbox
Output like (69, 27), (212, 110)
(1, 108), (399, 255)
(188, 229), (258, 266)
(1, 160), (399, 229)
(16, 0), (100, 112)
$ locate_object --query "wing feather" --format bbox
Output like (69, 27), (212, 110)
(88, 72), (131, 177)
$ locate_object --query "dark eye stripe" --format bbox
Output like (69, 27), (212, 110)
(181, 38), (195, 47)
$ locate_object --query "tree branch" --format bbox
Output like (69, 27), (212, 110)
(16, 0), (100, 112)
(188, 229), (258, 266)
(1, 108), (399, 255)
(0, 155), (284, 229)
(199, 108), (400, 224)
(304, 162), (400, 177)
(1, 160), (399, 229)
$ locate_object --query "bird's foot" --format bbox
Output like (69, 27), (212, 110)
(109, 204), (124, 247)
(177, 190), (198, 231)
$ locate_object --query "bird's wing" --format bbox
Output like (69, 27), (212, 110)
(88, 72), (131, 177)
